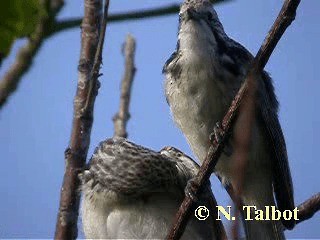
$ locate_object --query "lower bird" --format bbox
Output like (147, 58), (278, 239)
(80, 137), (226, 239)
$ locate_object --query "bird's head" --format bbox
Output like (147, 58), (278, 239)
(180, 0), (219, 24)
(177, 0), (226, 51)
(160, 146), (199, 175)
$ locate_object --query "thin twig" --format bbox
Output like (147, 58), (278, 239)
(54, 0), (110, 238)
(296, 193), (320, 225)
(49, 0), (230, 36)
(83, 0), (110, 111)
(50, 4), (178, 36)
(0, 0), (64, 109)
(231, 72), (258, 240)
(113, 34), (136, 138)
(166, 0), (301, 239)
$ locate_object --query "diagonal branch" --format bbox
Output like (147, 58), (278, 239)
(166, 0), (301, 239)
(0, 0), (64, 109)
(113, 34), (136, 138)
(54, 0), (110, 238)
(0, 28), (44, 108)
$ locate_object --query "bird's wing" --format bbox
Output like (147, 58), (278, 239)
(259, 72), (295, 229)
(80, 138), (185, 198)
(216, 35), (295, 229)
(163, 39), (181, 74)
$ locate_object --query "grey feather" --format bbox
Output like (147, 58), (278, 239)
(163, 0), (295, 239)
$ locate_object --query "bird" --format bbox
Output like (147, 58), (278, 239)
(163, 0), (295, 239)
(80, 137), (226, 239)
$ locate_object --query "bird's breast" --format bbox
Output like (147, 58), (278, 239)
(165, 49), (233, 162)
(82, 192), (214, 239)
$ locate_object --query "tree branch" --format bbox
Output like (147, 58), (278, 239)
(54, 0), (110, 238)
(166, 0), (301, 239)
(231, 72), (257, 239)
(296, 193), (320, 225)
(50, 4), (178, 36)
(48, 0), (230, 37)
(83, 0), (110, 111)
(113, 34), (136, 138)
(0, 0), (64, 109)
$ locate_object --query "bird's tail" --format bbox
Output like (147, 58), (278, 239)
(241, 199), (285, 240)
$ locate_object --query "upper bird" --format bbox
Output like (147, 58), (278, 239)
(163, 0), (295, 239)
(80, 137), (226, 239)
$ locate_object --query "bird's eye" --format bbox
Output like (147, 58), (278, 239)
(207, 12), (213, 21)
(177, 153), (182, 157)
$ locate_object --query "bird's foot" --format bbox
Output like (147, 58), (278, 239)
(209, 122), (233, 157)
(185, 177), (200, 202)
(185, 177), (211, 203)
(210, 122), (224, 144)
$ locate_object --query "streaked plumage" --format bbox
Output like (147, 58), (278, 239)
(80, 137), (226, 239)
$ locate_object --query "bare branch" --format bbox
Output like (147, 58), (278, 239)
(113, 34), (136, 138)
(54, 0), (110, 238)
(296, 193), (320, 225)
(83, 0), (110, 111)
(0, 0), (64, 109)
(50, 4), (178, 36)
(48, 0), (230, 36)
(0, 32), (44, 108)
(231, 73), (258, 240)
(166, 0), (301, 239)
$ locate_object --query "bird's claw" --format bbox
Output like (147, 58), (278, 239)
(210, 122), (233, 156)
(185, 177), (212, 203)
(210, 122), (224, 144)
(185, 178), (200, 202)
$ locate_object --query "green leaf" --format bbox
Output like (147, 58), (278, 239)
(0, 0), (44, 57)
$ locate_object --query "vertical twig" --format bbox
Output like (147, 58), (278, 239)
(231, 72), (257, 240)
(54, 0), (110, 239)
(83, 0), (110, 111)
(166, 0), (301, 239)
(113, 34), (136, 138)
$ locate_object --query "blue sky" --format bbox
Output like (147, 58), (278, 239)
(0, 0), (319, 239)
